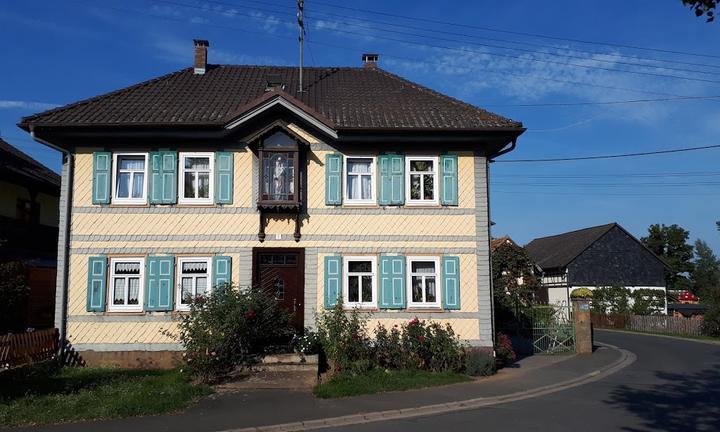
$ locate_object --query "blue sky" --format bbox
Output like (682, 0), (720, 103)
(1, 0), (719, 252)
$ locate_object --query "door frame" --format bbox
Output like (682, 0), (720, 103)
(252, 247), (305, 328)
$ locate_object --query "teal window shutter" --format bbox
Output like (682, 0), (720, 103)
(379, 255), (405, 309)
(212, 255), (233, 288)
(325, 153), (342, 205)
(150, 151), (177, 204)
(86, 256), (107, 312)
(440, 154), (458, 206)
(92, 152), (111, 204)
(215, 152), (233, 204)
(378, 155), (405, 206)
(442, 256), (461, 310)
(146, 256), (175, 311)
(324, 255), (342, 308)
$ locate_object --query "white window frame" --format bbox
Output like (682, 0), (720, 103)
(178, 152), (214, 205)
(108, 257), (145, 312)
(343, 255), (377, 309)
(406, 256), (441, 309)
(112, 153), (148, 205)
(176, 257), (213, 312)
(405, 156), (439, 206)
(343, 155), (376, 205)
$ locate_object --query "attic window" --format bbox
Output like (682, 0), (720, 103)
(265, 74), (285, 91)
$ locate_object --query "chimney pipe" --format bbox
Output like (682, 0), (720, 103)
(193, 39), (209, 75)
(362, 53), (379, 69)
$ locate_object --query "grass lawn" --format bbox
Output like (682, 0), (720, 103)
(313, 369), (472, 398)
(0, 365), (212, 427)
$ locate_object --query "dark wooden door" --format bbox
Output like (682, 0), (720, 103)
(254, 249), (304, 331)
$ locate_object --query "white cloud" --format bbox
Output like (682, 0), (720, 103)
(0, 100), (59, 111)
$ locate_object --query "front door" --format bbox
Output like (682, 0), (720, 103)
(253, 248), (304, 331)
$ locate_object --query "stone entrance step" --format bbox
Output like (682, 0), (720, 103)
(218, 353), (319, 391)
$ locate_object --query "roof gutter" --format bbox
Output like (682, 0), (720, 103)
(30, 128), (72, 364)
(488, 137), (517, 162)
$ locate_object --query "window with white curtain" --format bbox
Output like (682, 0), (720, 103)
(406, 156), (438, 205)
(179, 153), (214, 204)
(343, 256), (377, 308)
(176, 257), (212, 311)
(344, 157), (375, 204)
(112, 153), (147, 204)
(407, 256), (441, 308)
(108, 257), (144, 312)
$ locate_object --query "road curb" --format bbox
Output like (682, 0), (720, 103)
(596, 328), (720, 346)
(219, 344), (636, 432)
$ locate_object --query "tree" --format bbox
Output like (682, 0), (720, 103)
(683, 0), (716, 22)
(641, 224), (695, 292)
(692, 239), (720, 301)
(492, 242), (541, 310)
(0, 262), (29, 333)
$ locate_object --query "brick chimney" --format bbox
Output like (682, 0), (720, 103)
(362, 53), (379, 69)
(193, 39), (209, 75)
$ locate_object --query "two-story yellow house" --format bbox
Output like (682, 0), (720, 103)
(19, 41), (524, 367)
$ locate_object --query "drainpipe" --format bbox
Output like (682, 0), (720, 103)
(31, 128), (73, 363)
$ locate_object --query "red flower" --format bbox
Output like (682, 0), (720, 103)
(418, 335), (425, 343)
(409, 318), (420, 326)
(246, 310), (256, 320)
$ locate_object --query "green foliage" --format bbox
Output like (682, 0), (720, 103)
(592, 286), (632, 314)
(313, 369), (471, 398)
(0, 366), (211, 427)
(174, 284), (294, 383)
(492, 241), (541, 332)
(570, 288), (593, 299)
(701, 301), (720, 337)
(315, 304), (468, 376)
(630, 289), (666, 315)
(315, 301), (371, 374)
(0, 262), (29, 333)
(464, 348), (496, 376)
(291, 328), (321, 356)
(641, 224), (695, 292)
(682, 0), (716, 22)
(692, 239), (720, 301)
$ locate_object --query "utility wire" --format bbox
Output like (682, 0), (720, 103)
(493, 144), (720, 163)
(484, 95), (720, 107)
(147, 0), (720, 85)
(310, 0), (720, 60)
(184, 0), (720, 75)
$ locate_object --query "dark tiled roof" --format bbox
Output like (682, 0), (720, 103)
(491, 235), (518, 251)
(525, 223), (618, 270)
(0, 138), (60, 192)
(19, 66), (522, 131)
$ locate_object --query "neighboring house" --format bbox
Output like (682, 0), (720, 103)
(18, 41), (525, 367)
(0, 138), (60, 330)
(490, 235), (519, 251)
(525, 223), (668, 310)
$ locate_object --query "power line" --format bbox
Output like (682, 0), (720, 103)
(198, 0), (720, 72)
(493, 144), (720, 163)
(484, 95), (720, 108)
(494, 171), (720, 178)
(145, 0), (720, 85)
(310, 0), (720, 60)
(493, 190), (720, 197)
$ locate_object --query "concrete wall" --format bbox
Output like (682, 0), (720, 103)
(64, 123), (495, 361)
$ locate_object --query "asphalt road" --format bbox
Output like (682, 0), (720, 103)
(329, 330), (720, 432)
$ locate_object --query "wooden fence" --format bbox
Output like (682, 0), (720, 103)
(592, 313), (704, 337)
(0, 328), (59, 369)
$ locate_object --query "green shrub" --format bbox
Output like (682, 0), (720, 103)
(701, 301), (720, 337)
(291, 328), (321, 356)
(173, 284), (293, 383)
(495, 333), (516, 367)
(315, 300), (371, 374)
(570, 288), (593, 299)
(464, 348), (496, 376)
(373, 323), (403, 369)
(0, 262), (29, 333)
(592, 286), (632, 314)
(630, 289), (666, 315)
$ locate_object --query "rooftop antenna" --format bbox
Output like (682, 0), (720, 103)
(297, 0), (304, 93)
